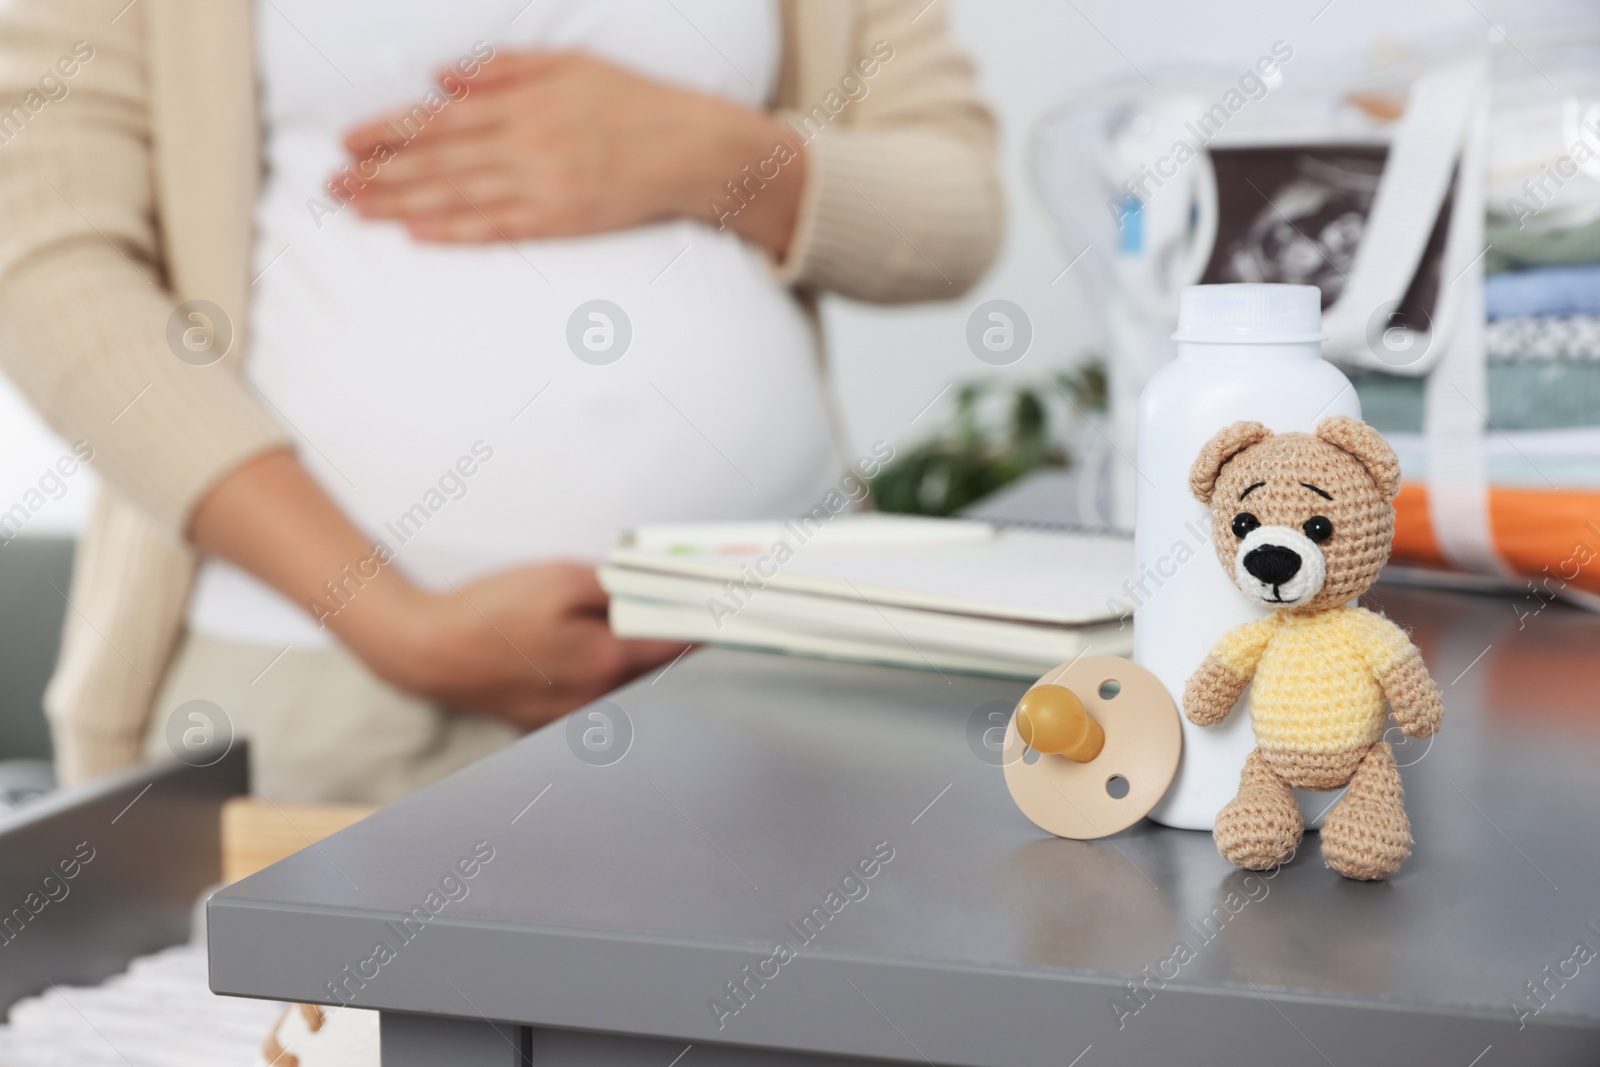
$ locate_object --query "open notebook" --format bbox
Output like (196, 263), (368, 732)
(601, 516), (1134, 678)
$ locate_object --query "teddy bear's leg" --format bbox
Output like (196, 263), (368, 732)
(1319, 742), (1413, 881)
(1213, 749), (1303, 871)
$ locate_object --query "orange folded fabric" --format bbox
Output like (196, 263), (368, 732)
(1391, 483), (1600, 596)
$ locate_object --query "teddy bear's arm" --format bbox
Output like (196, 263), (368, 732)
(1182, 620), (1272, 727)
(1183, 655), (1250, 726)
(1349, 608), (1445, 738)
(1380, 650), (1444, 738)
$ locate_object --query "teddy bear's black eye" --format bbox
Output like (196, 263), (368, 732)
(1231, 513), (1260, 539)
(1303, 516), (1333, 543)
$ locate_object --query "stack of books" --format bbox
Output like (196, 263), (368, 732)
(601, 515), (1134, 679)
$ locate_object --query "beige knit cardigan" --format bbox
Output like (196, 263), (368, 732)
(0, 0), (1001, 784)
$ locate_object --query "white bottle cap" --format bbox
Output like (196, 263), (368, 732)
(1171, 283), (1327, 344)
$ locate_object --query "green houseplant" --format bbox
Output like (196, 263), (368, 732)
(869, 360), (1107, 517)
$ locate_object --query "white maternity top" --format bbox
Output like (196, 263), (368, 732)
(188, 0), (841, 647)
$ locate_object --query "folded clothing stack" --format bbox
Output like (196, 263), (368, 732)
(0, 940), (378, 1066)
(1484, 217), (1600, 276)
(1351, 242), (1600, 603)
(1485, 262), (1600, 369)
(1486, 314), (1600, 363)
(0, 942), (279, 1067)
(1354, 263), (1600, 432)
(1484, 262), (1600, 320)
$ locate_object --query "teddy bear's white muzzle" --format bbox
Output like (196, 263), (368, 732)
(1233, 525), (1326, 607)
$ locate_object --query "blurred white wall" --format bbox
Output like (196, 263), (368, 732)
(2, 0), (1595, 535)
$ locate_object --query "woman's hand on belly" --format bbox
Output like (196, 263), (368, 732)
(337, 51), (806, 257)
(389, 560), (690, 728)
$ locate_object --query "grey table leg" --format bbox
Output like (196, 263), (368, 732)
(379, 1011), (530, 1066)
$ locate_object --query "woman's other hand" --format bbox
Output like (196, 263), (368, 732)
(190, 450), (688, 731)
(389, 561), (688, 729)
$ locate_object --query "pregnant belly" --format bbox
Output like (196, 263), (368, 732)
(247, 212), (842, 587)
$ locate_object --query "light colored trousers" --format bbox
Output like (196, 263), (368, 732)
(144, 632), (521, 805)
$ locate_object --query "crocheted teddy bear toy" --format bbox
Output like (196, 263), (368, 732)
(1183, 415), (1444, 881)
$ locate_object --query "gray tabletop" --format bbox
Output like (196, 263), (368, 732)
(209, 583), (1600, 1066)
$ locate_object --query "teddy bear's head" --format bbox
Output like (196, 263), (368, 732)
(1189, 415), (1401, 613)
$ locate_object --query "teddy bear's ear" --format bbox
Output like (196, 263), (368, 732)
(1315, 415), (1401, 500)
(1189, 421), (1273, 504)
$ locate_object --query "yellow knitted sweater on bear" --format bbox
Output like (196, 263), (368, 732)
(1210, 606), (1416, 754)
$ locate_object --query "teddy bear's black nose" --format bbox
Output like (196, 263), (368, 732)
(1243, 544), (1302, 586)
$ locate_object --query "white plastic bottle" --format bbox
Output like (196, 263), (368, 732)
(1135, 284), (1361, 831)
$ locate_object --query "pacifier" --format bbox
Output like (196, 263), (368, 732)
(1003, 656), (1182, 839)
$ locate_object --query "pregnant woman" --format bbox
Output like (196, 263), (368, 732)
(0, 0), (1001, 802)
